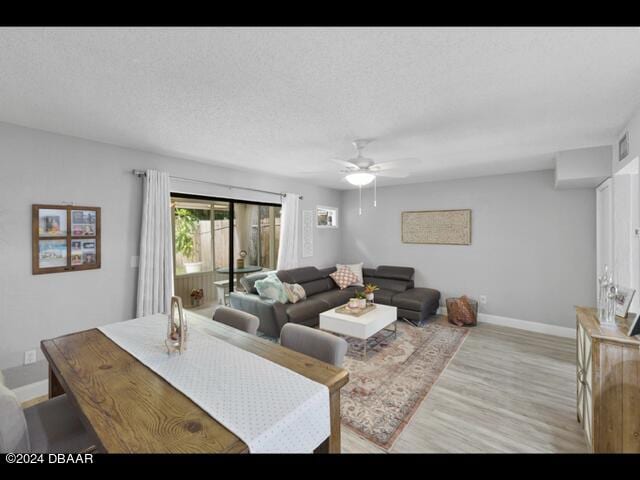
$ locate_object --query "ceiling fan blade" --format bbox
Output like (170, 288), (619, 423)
(329, 158), (360, 170)
(370, 158), (420, 171)
(296, 170), (337, 175)
(374, 171), (410, 178)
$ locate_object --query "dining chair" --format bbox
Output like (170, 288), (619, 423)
(213, 306), (260, 335)
(280, 323), (348, 367)
(0, 376), (93, 453)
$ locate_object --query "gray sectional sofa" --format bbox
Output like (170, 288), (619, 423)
(229, 265), (440, 337)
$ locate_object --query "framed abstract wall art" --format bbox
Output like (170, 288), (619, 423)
(32, 204), (101, 274)
(401, 209), (471, 245)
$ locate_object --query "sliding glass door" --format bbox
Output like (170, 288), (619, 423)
(171, 194), (281, 310)
(233, 203), (281, 272)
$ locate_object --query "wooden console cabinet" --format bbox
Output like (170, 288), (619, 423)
(575, 306), (640, 452)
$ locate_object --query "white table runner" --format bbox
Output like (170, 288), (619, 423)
(98, 314), (329, 453)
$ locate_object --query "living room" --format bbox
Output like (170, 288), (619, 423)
(0, 26), (639, 460)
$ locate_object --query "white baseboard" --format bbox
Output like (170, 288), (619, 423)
(13, 379), (48, 403)
(436, 307), (575, 338)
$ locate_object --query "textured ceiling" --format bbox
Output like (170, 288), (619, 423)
(1, 27), (640, 189)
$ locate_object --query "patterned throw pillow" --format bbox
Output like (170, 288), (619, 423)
(336, 262), (364, 286)
(254, 273), (288, 304)
(330, 266), (359, 290)
(282, 282), (307, 304)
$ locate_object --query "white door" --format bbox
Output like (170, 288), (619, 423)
(596, 178), (613, 289)
(613, 158), (640, 314)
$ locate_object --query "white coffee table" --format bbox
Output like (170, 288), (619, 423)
(319, 303), (398, 359)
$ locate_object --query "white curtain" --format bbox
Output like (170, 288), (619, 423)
(276, 193), (300, 270)
(136, 170), (174, 317)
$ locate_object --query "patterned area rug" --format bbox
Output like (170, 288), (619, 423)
(341, 320), (469, 450)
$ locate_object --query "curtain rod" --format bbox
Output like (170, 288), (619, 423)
(132, 170), (303, 200)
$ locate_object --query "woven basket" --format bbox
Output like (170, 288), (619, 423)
(446, 296), (478, 326)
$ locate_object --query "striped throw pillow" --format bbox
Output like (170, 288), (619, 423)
(283, 282), (307, 303)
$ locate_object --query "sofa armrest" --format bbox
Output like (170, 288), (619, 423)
(229, 292), (288, 337)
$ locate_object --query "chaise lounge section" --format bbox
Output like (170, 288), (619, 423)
(363, 266), (440, 327)
(229, 265), (440, 337)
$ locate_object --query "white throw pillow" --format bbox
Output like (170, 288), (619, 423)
(336, 262), (364, 287)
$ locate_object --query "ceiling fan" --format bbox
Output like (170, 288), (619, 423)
(330, 139), (413, 186)
(311, 139), (417, 215)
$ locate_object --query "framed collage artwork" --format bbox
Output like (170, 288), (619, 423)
(32, 204), (101, 274)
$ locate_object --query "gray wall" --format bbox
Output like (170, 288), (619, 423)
(340, 170), (596, 328)
(0, 122), (342, 386)
(554, 145), (611, 189)
(0, 121), (598, 387)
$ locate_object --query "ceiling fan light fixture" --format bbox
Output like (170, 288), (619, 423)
(345, 172), (375, 186)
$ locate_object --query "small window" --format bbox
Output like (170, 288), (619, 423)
(317, 206), (338, 228)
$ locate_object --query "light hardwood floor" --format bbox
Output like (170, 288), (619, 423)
(342, 317), (588, 453)
(24, 316), (586, 453)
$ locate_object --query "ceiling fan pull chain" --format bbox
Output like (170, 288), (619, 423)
(374, 176), (377, 207)
(359, 184), (362, 216)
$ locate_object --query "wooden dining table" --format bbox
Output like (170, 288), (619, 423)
(40, 312), (349, 453)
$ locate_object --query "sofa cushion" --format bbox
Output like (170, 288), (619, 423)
(311, 289), (354, 308)
(240, 272), (269, 294)
(371, 288), (396, 306)
(300, 278), (334, 297)
(392, 288), (441, 314)
(318, 266), (337, 278)
(363, 276), (410, 293)
(285, 298), (329, 324)
(375, 265), (415, 281)
(277, 266), (324, 284)
(362, 267), (377, 277)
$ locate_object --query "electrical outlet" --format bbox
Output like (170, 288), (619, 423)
(479, 295), (487, 305)
(24, 350), (36, 365)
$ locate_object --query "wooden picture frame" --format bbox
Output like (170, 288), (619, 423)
(628, 312), (640, 337)
(401, 209), (472, 245)
(32, 204), (101, 274)
(615, 286), (635, 318)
